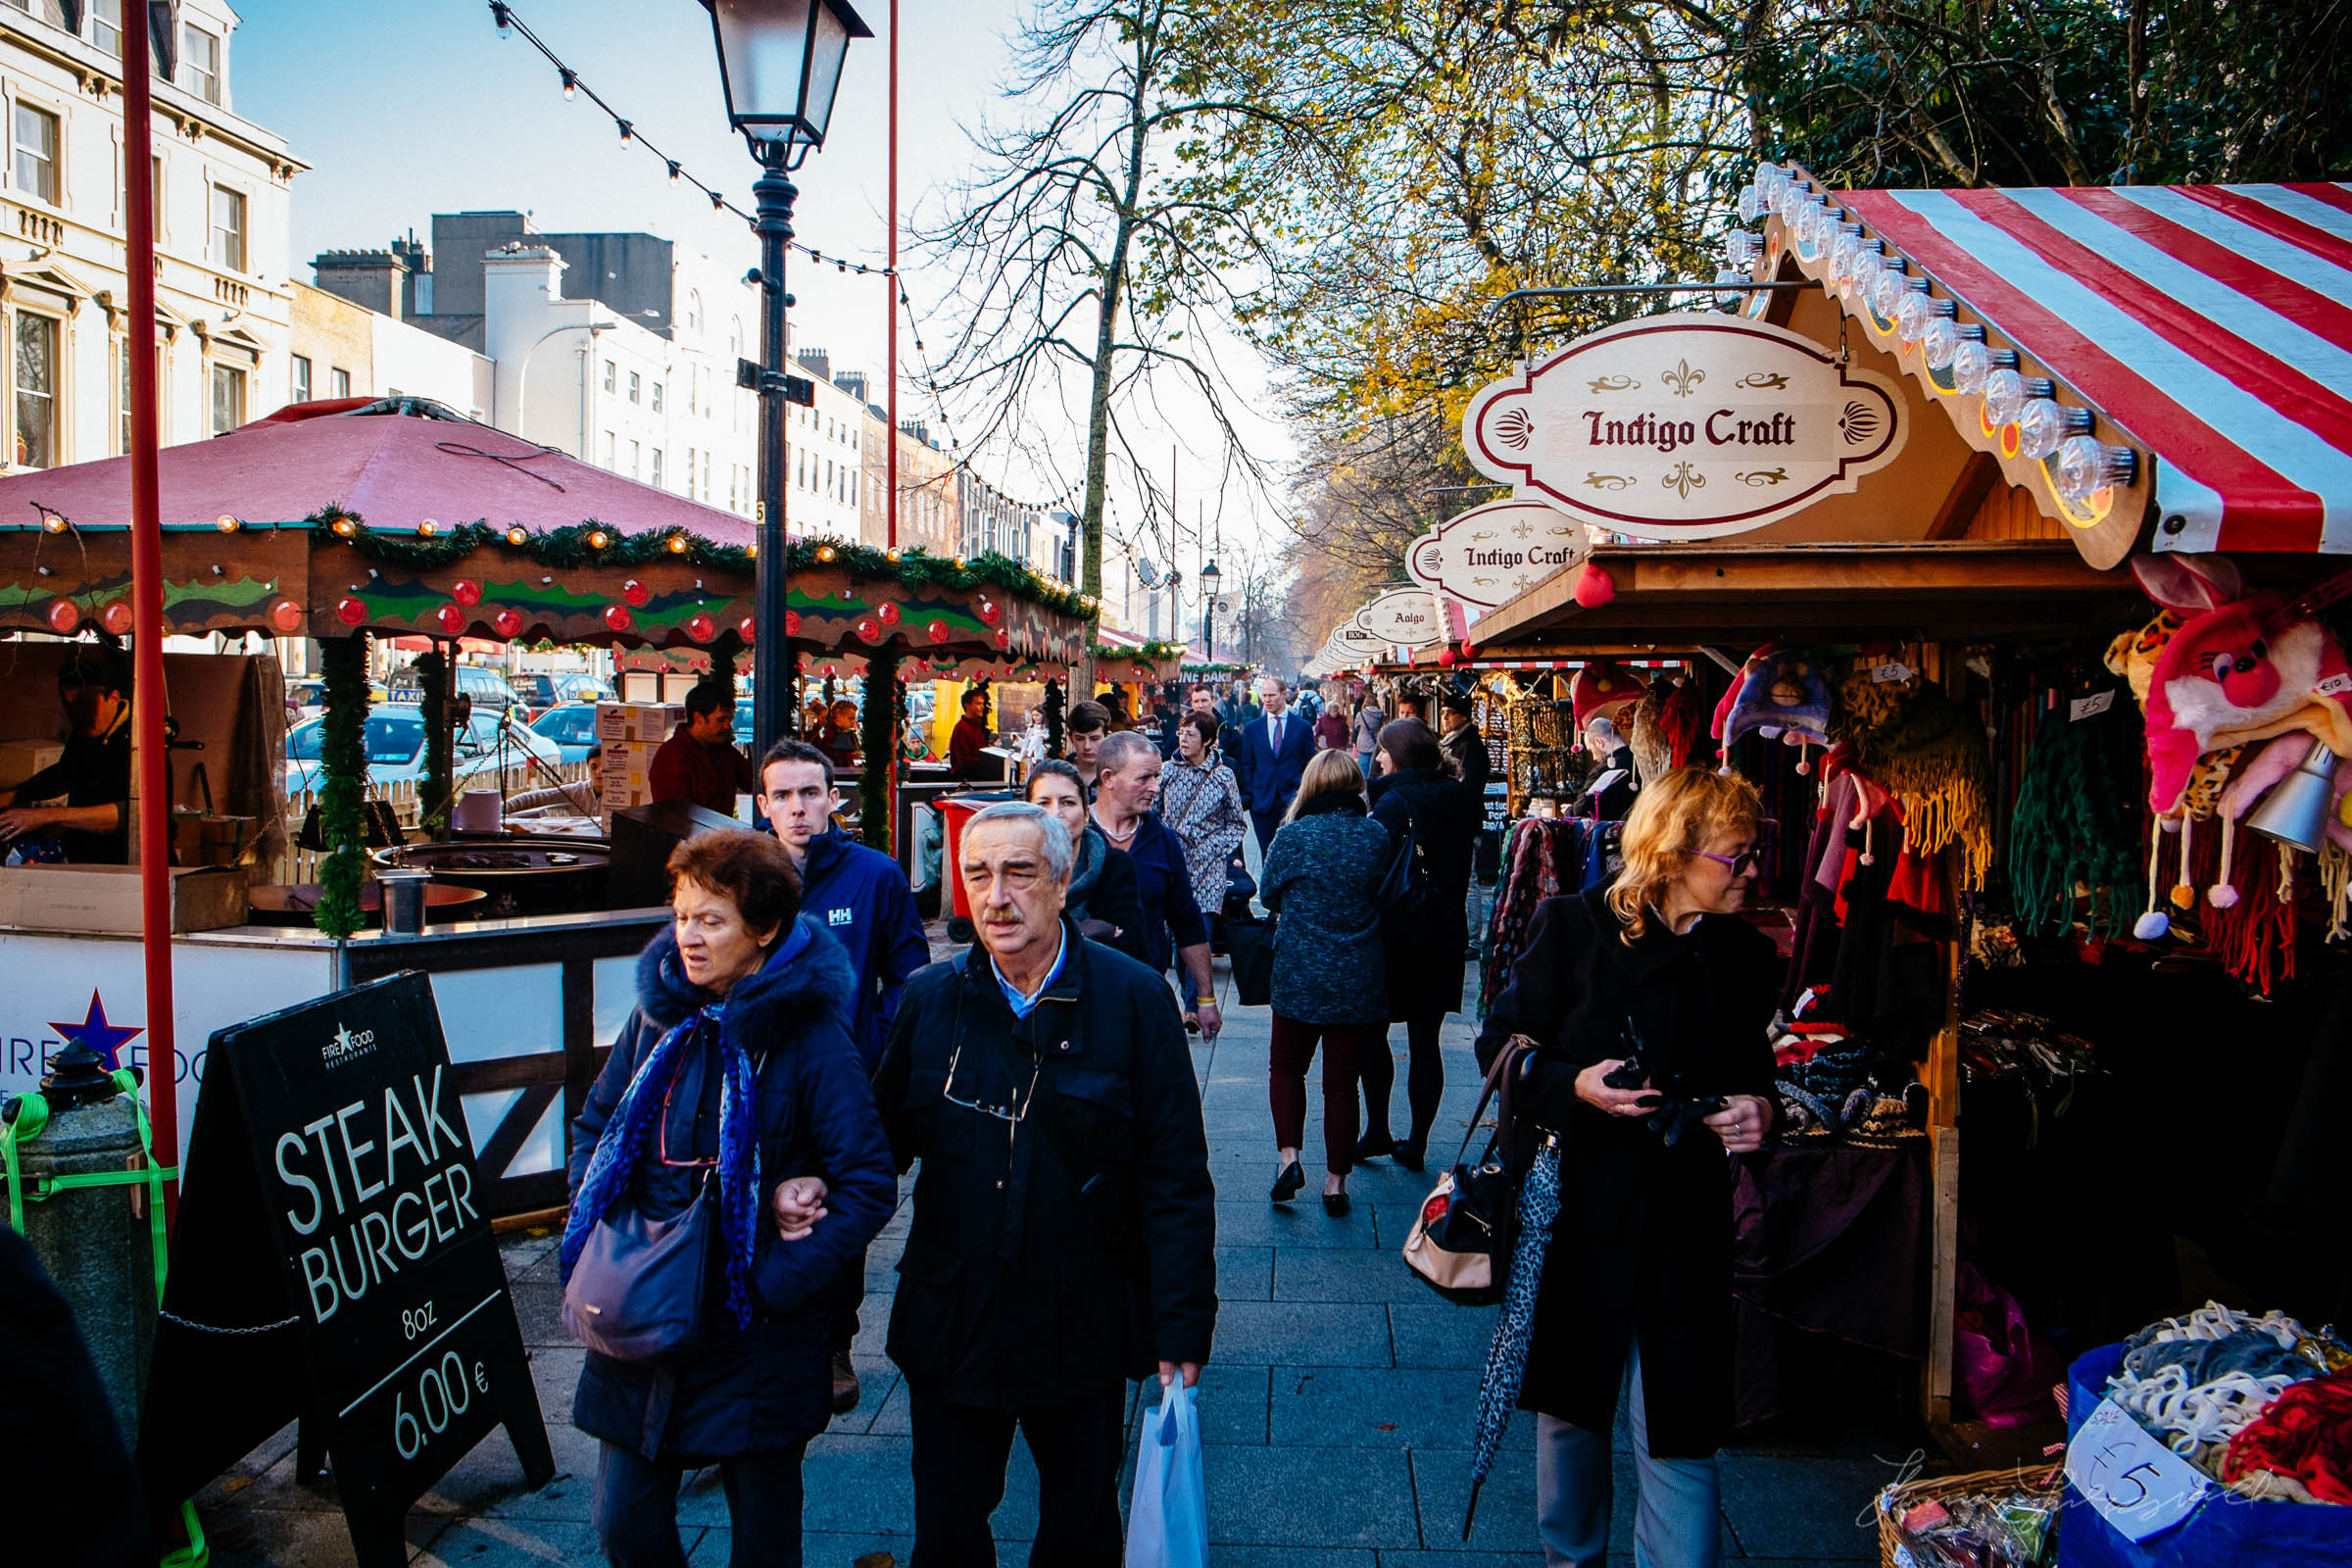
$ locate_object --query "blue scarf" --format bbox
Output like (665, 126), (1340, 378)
(559, 922), (811, 1329)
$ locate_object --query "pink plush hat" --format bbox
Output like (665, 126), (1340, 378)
(2132, 554), (2352, 816)
(1573, 662), (1642, 731)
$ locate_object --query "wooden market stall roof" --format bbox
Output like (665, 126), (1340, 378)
(1745, 171), (2352, 566)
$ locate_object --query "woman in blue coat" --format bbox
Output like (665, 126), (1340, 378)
(563, 828), (897, 1568)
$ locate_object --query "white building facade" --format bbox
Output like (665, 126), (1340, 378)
(0, 0), (303, 478)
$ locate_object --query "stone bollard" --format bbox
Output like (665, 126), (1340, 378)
(3, 1042), (161, 1455)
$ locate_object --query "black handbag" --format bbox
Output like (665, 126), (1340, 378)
(1226, 912), (1277, 1007)
(1398, 1034), (1542, 1305)
(560, 1176), (716, 1364)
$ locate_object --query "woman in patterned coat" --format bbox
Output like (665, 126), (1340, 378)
(1157, 709), (1249, 924)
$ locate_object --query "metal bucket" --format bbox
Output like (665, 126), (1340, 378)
(378, 869), (432, 935)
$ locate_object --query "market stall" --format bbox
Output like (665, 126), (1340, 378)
(1446, 169), (2352, 1478)
(0, 399), (1090, 1212)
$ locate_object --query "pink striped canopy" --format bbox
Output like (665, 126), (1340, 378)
(1838, 182), (2352, 555)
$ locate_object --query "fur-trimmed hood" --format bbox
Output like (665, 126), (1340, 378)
(634, 914), (858, 1041)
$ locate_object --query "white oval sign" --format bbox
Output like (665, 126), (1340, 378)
(1353, 587), (1442, 646)
(1462, 313), (1905, 540)
(1329, 620), (1387, 656)
(1406, 499), (1589, 610)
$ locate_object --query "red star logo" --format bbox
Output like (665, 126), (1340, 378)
(51, 990), (143, 1071)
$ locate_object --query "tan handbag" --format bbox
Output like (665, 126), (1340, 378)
(1399, 1034), (1542, 1305)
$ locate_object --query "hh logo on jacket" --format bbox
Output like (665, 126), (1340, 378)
(827, 907), (856, 927)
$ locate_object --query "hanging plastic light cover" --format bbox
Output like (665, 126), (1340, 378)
(1921, 316), (1962, 368)
(1714, 269), (1744, 310)
(1868, 263), (1907, 318)
(1983, 368), (2030, 426)
(1842, 249), (1881, 305)
(1737, 183), (1761, 224)
(2017, 399), (2069, 459)
(2055, 436), (2136, 506)
(1894, 286), (1935, 342)
(1950, 337), (1994, 395)
(1829, 229), (1862, 284)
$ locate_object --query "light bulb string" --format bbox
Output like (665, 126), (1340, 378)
(485, 1), (1080, 525)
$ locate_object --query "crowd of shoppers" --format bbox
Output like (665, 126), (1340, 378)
(559, 663), (1770, 1568)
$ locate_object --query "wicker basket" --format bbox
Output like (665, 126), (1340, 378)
(1874, 1462), (2064, 1567)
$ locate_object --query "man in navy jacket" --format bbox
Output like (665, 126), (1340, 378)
(1235, 676), (1314, 852)
(759, 738), (932, 1414)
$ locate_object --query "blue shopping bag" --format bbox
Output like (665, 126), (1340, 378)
(1125, 1382), (1208, 1568)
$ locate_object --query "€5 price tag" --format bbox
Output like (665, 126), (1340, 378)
(2066, 1397), (2207, 1543)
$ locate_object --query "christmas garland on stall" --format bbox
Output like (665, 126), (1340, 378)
(312, 510), (1094, 617)
(859, 649), (902, 856)
(415, 648), (453, 832)
(1096, 640), (1186, 665)
(315, 633), (368, 938)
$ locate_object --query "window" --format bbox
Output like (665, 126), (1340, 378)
(210, 184), (245, 271)
(685, 446), (696, 499)
(603, 431), (615, 466)
(118, 342), (130, 454)
(602, 360), (616, 393)
(728, 465), (738, 511)
(687, 370), (697, 416)
(329, 366), (351, 399)
(651, 380), (663, 414)
(150, 154), (163, 234)
(703, 453), (711, 497)
(13, 103), (57, 206)
(651, 448), (664, 487)
(182, 24), (220, 105)
(90, 0), (122, 56)
(14, 313), (57, 468)
(627, 370), (641, 406)
(629, 439), (641, 478)
(291, 355), (312, 403)
(687, 289), (703, 332)
(209, 363), (245, 436)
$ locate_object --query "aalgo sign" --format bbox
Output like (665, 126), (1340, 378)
(1462, 313), (1905, 540)
(1407, 499), (1589, 611)
(1353, 587), (1443, 647)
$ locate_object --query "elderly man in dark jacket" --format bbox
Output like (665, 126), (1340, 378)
(875, 799), (1217, 1566)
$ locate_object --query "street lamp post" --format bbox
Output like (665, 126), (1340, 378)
(1199, 557), (1221, 663)
(703, 0), (872, 753)
(509, 319), (618, 455)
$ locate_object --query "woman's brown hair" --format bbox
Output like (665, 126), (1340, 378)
(1181, 708), (1220, 746)
(1282, 747), (1366, 824)
(1377, 717), (1443, 773)
(667, 827), (803, 936)
(1605, 768), (1763, 944)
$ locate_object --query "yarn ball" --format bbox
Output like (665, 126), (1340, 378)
(2207, 883), (2240, 909)
(2169, 882), (2196, 909)
(2133, 909), (2172, 940)
(1573, 564), (1616, 609)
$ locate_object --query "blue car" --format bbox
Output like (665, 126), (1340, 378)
(530, 702), (603, 763)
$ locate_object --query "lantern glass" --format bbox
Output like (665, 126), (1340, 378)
(705, 0), (871, 161)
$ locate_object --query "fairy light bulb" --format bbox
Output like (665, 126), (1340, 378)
(1868, 262), (1908, 319)
(560, 68), (576, 101)
(1950, 337), (1994, 395)
(1829, 229), (1862, 284)
(1894, 285), (1935, 343)
(1921, 316), (1962, 369)
(1842, 249), (1882, 306)
(1982, 368), (2029, 426)
(2056, 438), (2137, 507)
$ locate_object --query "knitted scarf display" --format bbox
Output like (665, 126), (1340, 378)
(1838, 671), (1995, 890)
(559, 924), (812, 1330)
(2007, 684), (2146, 940)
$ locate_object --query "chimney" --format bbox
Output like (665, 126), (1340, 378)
(313, 248), (410, 319)
(899, 418), (930, 446)
(834, 369), (868, 403)
(795, 347), (830, 386)
(391, 230), (432, 318)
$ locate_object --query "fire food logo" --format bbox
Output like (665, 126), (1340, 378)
(322, 1022), (378, 1070)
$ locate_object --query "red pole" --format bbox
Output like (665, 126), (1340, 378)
(122, 4), (177, 1225)
(886, 0), (899, 551)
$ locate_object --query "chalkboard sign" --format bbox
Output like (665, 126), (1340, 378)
(139, 972), (552, 1568)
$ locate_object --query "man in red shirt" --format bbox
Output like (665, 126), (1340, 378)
(648, 678), (755, 814)
(948, 686), (995, 781)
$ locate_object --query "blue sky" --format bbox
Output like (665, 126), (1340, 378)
(230, 0), (1288, 567)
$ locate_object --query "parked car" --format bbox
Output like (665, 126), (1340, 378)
(285, 704), (562, 797)
(512, 671), (613, 710)
(529, 702), (602, 763)
(285, 678), (328, 717)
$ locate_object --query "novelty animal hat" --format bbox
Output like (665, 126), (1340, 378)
(1721, 647), (1834, 773)
(2132, 553), (2352, 816)
(1572, 662), (1642, 731)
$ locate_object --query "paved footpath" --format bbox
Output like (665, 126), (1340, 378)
(198, 954), (1901, 1565)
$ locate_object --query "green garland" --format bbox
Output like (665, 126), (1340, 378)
(315, 634), (368, 939)
(859, 649), (902, 857)
(317, 509), (1095, 618)
(416, 648), (453, 833)
(1044, 678), (1065, 755)
(1096, 640), (1185, 664)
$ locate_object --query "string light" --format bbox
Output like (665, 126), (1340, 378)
(559, 67), (575, 101)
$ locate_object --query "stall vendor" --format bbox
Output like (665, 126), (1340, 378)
(948, 686), (995, 781)
(0, 646), (133, 863)
(649, 676), (755, 815)
(1582, 716), (1638, 821)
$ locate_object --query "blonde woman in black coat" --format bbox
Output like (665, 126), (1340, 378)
(1474, 768), (1779, 1568)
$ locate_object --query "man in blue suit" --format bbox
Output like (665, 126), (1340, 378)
(1236, 676), (1313, 852)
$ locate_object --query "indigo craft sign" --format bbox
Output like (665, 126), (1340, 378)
(1406, 499), (1589, 611)
(1462, 313), (1906, 540)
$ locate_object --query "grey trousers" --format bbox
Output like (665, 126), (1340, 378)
(1535, 1340), (1721, 1568)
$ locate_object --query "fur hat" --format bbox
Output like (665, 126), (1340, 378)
(1721, 648), (1833, 769)
(1571, 662), (1642, 731)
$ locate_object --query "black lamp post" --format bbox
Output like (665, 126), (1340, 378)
(1199, 557), (1221, 663)
(702, 0), (872, 752)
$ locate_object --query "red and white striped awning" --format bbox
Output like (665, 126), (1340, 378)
(1839, 182), (2352, 555)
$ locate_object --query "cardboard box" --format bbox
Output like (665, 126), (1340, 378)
(0, 863), (250, 934)
(597, 739), (660, 775)
(0, 737), (64, 792)
(594, 703), (682, 745)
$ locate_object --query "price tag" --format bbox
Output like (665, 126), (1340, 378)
(2070, 691), (2117, 721)
(1872, 662), (1913, 684)
(2316, 672), (2352, 698)
(2065, 1397), (2207, 1542)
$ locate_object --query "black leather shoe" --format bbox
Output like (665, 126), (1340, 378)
(1351, 1131), (1396, 1165)
(1271, 1160), (1304, 1203)
(1392, 1140), (1426, 1173)
(1322, 1192), (1351, 1218)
